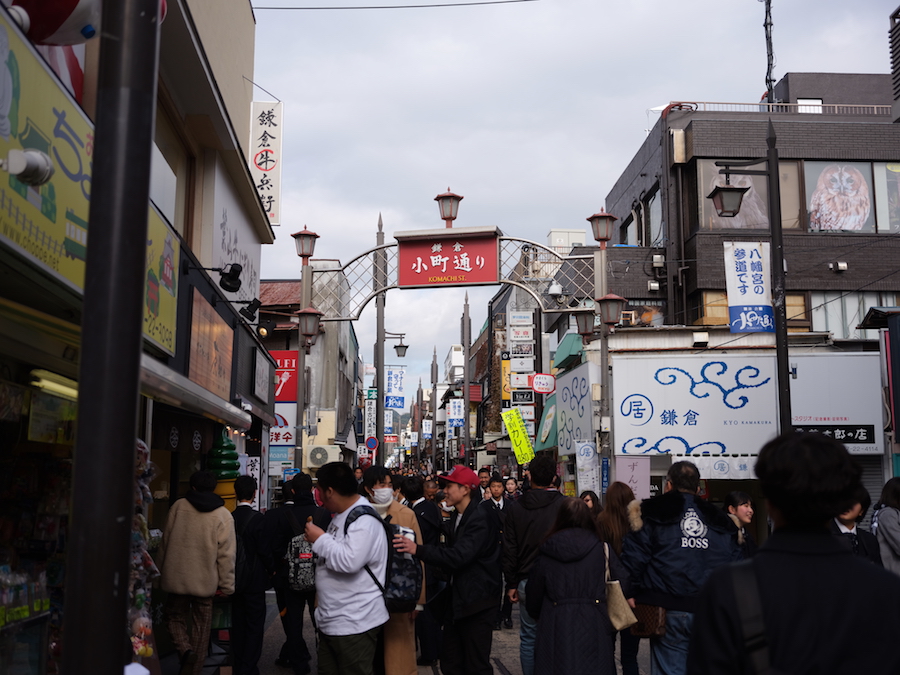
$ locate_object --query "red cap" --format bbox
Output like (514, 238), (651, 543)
(441, 465), (480, 490)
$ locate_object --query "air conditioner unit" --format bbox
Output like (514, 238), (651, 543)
(305, 444), (341, 468)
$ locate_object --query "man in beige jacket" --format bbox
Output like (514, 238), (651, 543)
(158, 470), (236, 675)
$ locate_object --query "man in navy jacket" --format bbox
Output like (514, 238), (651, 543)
(621, 461), (740, 675)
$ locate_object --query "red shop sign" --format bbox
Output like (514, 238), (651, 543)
(396, 227), (500, 289)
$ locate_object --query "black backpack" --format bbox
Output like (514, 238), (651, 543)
(344, 505), (422, 614)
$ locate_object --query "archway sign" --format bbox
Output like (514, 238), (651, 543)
(310, 225), (599, 321)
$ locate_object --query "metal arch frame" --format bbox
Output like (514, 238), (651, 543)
(310, 235), (598, 321)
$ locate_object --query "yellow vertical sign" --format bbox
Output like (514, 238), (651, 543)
(502, 359), (511, 400)
(501, 407), (535, 465)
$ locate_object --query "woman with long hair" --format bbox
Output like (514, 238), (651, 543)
(524, 497), (628, 675)
(723, 491), (758, 558)
(597, 482), (641, 675)
(580, 490), (603, 518)
(874, 477), (900, 575)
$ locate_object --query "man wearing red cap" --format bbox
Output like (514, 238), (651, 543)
(394, 465), (502, 675)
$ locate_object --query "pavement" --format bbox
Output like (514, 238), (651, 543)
(255, 591), (652, 675)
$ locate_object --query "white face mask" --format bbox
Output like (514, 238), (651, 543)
(371, 487), (394, 505)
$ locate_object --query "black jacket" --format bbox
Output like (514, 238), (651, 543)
(525, 528), (629, 675)
(621, 491), (741, 612)
(233, 504), (271, 594)
(688, 529), (900, 675)
(411, 498), (445, 600)
(828, 519), (883, 567)
(503, 488), (566, 588)
(261, 493), (320, 585)
(415, 498), (502, 622)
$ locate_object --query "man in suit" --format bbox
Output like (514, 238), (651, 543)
(231, 475), (271, 675)
(401, 476), (444, 667)
(485, 473), (514, 630)
(830, 484), (882, 566)
(261, 473), (318, 675)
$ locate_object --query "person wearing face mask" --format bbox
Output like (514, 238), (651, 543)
(363, 466), (427, 675)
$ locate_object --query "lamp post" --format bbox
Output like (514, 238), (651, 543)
(435, 189), (464, 228)
(462, 293), (471, 466)
(431, 347), (438, 471)
(291, 226), (320, 470)
(375, 326), (409, 465)
(706, 120), (791, 434)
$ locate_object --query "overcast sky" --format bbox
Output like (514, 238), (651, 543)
(251, 0), (894, 392)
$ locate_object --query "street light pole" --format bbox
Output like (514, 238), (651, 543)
(375, 215), (386, 465)
(462, 293), (471, 466)
(291, 227), (320, 471)
(431, 347), (438, 470)
(708, 120), (792, 433)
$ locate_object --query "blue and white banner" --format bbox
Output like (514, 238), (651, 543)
(723, 242), (774, 333)
(385, 366), (406, 409)
(422, 419), (433, 439)
(385, 410), (393, 434)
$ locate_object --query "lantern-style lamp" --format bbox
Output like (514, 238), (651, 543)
(587, 211), (618, 246)
(707, 183), (750, 218)
(297, 306), (323, 339)
(435, 189), (464, 228)
(394, 340), (409, 358)
(575, 311), (596, 338)
(596, 293), (628, 326)
(291, 226), (320, 260)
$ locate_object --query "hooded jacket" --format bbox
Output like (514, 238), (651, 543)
(524, 528), (629, 675)
(621, 491), (740, 612)
(502, 488), (566, 588)
(159, 490), (236, 596)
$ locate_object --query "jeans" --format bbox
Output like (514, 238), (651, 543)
(650, 610), (694, 675)
(615, 628), (641, 675)
(517, 579), (537, 675)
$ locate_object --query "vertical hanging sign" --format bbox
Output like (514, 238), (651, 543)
(250, 101), (283, 225)
(723, 242), (774, 333)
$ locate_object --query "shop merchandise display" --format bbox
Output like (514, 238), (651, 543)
(129, 439), (160, 661)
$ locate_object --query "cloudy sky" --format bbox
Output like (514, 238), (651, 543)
(251, 0), (894, 390)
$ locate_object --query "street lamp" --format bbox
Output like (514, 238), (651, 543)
(435, 189), (464, 228)
(596, 293), (627, 327)
(707, 119), (792, 434)
(384, 331), (409, 358)
(587, 211), (618, 248)
(291, 226), (320, 470)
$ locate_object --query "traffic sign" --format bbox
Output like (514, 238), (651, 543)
(365, 436), (379, 451)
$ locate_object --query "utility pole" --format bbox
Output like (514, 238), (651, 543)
(374, 214), (386, 465)
(462, 293), (471, 466)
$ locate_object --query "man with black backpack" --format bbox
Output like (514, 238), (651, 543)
(261, 473), (319, 675)
(304, 462), (389, 675)
(231, 475), (270, 675)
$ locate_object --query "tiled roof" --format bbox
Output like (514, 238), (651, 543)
(260, 280), (302, 306)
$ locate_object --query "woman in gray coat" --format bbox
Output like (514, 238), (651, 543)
(873, 477), (900, 575)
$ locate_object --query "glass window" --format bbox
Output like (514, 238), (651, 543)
(873, 162), (900, 233)
(153, 105), (191, 236)
(805, 161), (874, 233)
(698, 159), (769, 230)
(778, 161), (802, 230)
(811, 291), (895, 339)
(647, 190), (664, 247)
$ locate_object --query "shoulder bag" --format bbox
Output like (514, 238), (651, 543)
(604, 542), (638, 631)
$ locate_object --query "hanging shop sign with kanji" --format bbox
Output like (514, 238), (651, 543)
(249, 101), (283, 225)
(396, 227), (500, 288)
(723, 241), (773, 333)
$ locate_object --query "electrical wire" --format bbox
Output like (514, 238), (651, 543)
(254, 0), (537, 9)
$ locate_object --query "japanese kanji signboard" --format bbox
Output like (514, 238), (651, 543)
(723, 241), (773, 333)
(396, 227), (499, 288)
(249, 101), (283, 225)
(501, 407), (535, 465)
(270, 350), (298, 402)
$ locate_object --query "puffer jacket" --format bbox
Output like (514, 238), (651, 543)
(158, 490), (236, 596)
(415, 498), (502, 621)
(502, 488), (566, 588)
(620, 490), (740, 612)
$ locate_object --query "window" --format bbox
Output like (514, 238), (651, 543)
(796, 98), (823, 114)
(692, 291), (809, 331)
(873, 163), (900, 233)
(811, 291), (896, 340)
(805, 161), (874, 233)
(152, 102), (192, 237)
(647, 190), (664, 247)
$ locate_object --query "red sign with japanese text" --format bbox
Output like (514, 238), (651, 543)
(270, 350), (298, 402)
(397, 233), (499, 288)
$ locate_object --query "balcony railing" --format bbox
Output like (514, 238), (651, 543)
(668, 101), (891, 116)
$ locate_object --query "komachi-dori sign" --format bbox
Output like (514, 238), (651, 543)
(396, 227), (500, 288)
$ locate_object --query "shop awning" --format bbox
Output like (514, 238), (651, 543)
(553, 332), (584, 371)
(141, 354), (252, 430)
(533, 393), (557, 452)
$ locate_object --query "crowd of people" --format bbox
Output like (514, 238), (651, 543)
(154, 432), (900, 675)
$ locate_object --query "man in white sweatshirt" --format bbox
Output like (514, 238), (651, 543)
(304, 462), (388, 675)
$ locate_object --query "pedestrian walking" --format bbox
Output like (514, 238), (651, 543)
(688, 432), (900, 675)
(597, 482), (641, 675)
(722, 492), (758, 559)
(873, 477), (900, 575)
(580, 490), (603, 518)
(829, 484), (881, 565)
(525, 497), (629, 675)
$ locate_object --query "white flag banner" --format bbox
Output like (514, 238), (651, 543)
(723, 241), (774, 333)
(249, 101), (283, 225)
(385, 366), (406, 409)
(422, 419), (433, 439)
